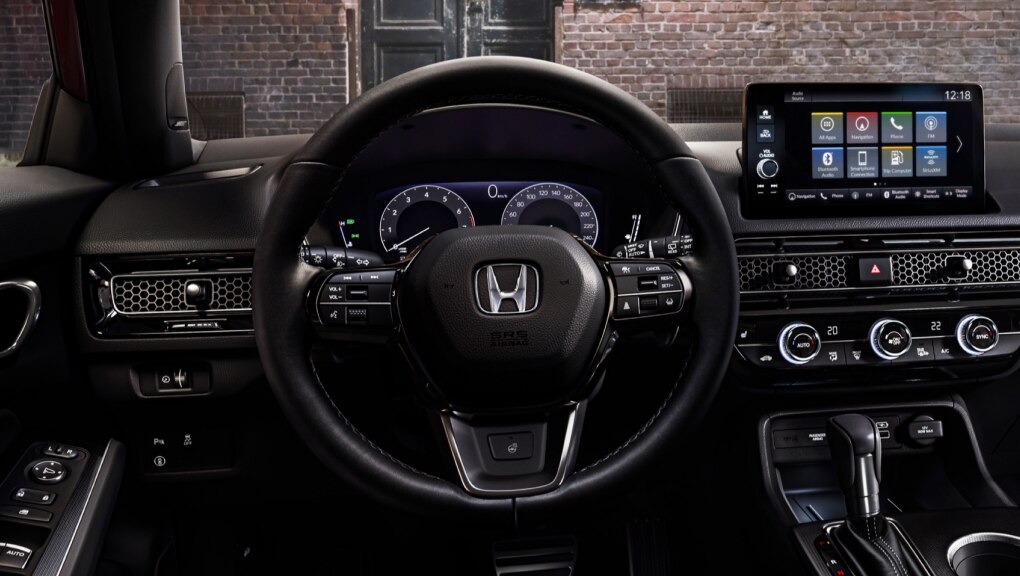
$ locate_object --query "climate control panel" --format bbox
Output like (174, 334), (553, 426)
(736, 309), (1020, 370)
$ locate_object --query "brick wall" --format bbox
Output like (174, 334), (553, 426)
(3, 1), (1020, 153)
(562, 1), (1020, 123)
(179, 0), (353, 137)
(0, 0), (50, 158)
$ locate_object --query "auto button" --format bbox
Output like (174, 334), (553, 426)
(0, 544), (33, 570)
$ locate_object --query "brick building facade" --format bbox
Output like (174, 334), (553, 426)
(2, 0), (1019, 154)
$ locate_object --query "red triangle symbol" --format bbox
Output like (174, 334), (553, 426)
(870, 264), (881, 274)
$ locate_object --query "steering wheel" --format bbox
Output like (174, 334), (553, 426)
(253, 57), (738, 525)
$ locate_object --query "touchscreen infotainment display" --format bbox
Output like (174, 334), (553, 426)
(742, 83), (984, 218)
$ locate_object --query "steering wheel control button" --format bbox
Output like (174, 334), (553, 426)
(956, 314), (999, 356)
(317, 269), (396, 328)
(616, 296), (639, 318)
(778, 322), (821, 365)
(869, 319), (912, 360)
(0, 544), (32, 570)
(12, 488), (55, 506)
(29, 460), (66, 484)
(0, 505), (52, 523)
(857, 256), (893, 286)
(488, 432), (534, 461)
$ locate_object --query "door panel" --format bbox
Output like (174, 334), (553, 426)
(360, 0), (554, 89)
(361, 0), (459, 90)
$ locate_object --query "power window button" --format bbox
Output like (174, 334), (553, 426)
(12, 488), (55, 506)
(0, 544), (33, 570)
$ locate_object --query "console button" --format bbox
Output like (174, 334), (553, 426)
(29, 460), (66, 484)
(756, 158), (780, 179)
(0, 544), (32, 570)
(741, 345), (780, 367)
(807, 342), (846, 367)
(778, 323), (821, 365)
(12, 488), (55, 506)
(0, 505), (51, 523)
(156, 368), (190, 392)
(857, 256), (893, 286)
(869, 319), (912, 360)
(892, 339), (936, 364)
(488, 432), (534, 461)
(956, 315), (999, 356)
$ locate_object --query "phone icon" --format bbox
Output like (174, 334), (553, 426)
(890, 116), (904, 131)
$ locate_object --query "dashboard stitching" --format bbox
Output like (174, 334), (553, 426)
(306, 351), (443, 481)
(574, 342), (693, 475)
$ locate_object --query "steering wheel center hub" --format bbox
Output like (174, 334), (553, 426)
(398, 226), (608, 410)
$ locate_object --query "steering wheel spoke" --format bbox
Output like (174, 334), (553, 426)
(310, 265), (402, 339)
(440, 402), (586, 497)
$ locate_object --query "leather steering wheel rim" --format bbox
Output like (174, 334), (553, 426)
(253, 56), (739, 525)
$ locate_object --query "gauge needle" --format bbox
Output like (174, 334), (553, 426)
(389, 227), (431, 251)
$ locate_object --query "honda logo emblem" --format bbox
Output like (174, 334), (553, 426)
(475, 264), (540, 314)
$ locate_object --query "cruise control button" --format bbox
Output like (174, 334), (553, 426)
(12, 488), (55, 506)
(639, 296), (659, 313)
(0, 544), (32, 570)
(0, 505), (51, 523)
(29, 460), (66, 484)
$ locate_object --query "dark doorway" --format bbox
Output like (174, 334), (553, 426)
(360, 0), (556, 91)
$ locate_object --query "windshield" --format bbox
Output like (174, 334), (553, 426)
(2, 1), (1018, 152)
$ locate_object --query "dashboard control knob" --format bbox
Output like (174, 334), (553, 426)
(756, 158), (780, 179)
(956, 314), (999, 356)
(778, 322), (821, 365)
(869, 319), (912, 360)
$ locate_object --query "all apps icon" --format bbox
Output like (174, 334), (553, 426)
(811, 112), (844, 144)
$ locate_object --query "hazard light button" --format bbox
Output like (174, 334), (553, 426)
(857, 256), (893, 286)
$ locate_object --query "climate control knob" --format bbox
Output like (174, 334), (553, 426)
(778, 322), (821, 365)
(956, 315), (999, 356)
(869, 319), (912, 360)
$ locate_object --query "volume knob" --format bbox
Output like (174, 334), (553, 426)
(956, 315), (998, 356)
(778, 322), (821, 365)
(756, 158), (780, 179)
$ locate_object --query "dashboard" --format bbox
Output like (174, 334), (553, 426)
(306, 105), (687, 263)
(320, 180), (614, 262)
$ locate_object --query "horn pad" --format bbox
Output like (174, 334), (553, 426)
(398, 226), (608, 411)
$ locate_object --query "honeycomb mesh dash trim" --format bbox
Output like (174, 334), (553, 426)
(892, 250), (1020, 285)
(739, 255), (850, 291)
(740, 249), (1020, 292)
(111, 273), (252, 314)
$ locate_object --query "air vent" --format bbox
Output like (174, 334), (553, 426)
(112, 273), (251, 315)
(892, 250), (1020, 285)
(82, 254), (255, 338)
(740, 255), (850, 291)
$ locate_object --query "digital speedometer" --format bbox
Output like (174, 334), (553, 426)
(500, 183), (599, 246)
(379, 185), (474, 257)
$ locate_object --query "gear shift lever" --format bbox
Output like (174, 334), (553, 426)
(826, 414), (925, 576)
(827, 413), (882, 518)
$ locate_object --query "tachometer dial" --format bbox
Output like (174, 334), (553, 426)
(379, 185), (474, 257)
(500, 183), (598, 246)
